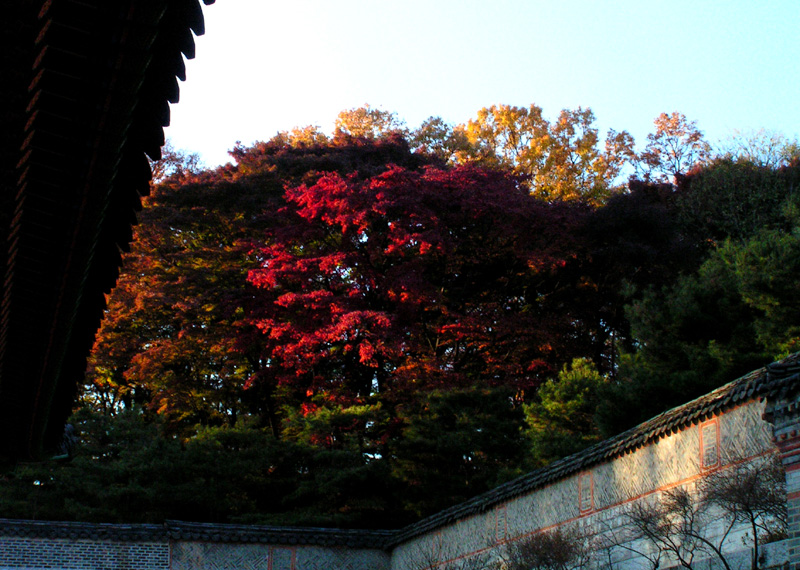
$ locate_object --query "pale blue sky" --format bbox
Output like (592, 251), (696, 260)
(166, 1), (800, 168)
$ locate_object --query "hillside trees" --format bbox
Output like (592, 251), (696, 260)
(82, 135), (591, 522)
(392, 386), (525, 516)
(409, 116), (471, 164)
(718, 128), (800, 169)
(260, 104), (724, 203)
(523, 359), (606, 468)
(84, 176), (275, 432)
(63, 117), (800, 526)
(233, 136), (744, 511)
(675, 159), (798, 244)
(86, 135), (435, 437)
(459, 104), (635, 203)
(82, 132), (670, 523)
(0, 408), (381, 526)
(149, 139), (203, 183)
(245, 165), (588, 403)
(637, 112), (712, 182)
(266, 124), (330, 148)
(598, 160), (800, 433)
(334, 103), (638, 204)
(335, 104), (408, 139)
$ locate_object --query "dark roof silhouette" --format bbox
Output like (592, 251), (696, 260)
(0, 519), (394, 549)
(0, 0), (214, 462)
(0, 518), (165, 543)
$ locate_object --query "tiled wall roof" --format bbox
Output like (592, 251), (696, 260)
(166, 520), (395, 549)
(0, 519), (394, 550)
(0, 519), (165, 542)
(389, 352), (800, 544)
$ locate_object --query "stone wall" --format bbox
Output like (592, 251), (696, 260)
(0, 521), (391, 570)
(169, 542), (390, 570)
(390, 399), (787, 570)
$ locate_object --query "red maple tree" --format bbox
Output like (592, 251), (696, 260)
(246, 165), (588, 421)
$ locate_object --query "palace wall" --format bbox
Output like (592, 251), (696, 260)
(0, 535), (168, 570)
(3, 358), (800, 570)
(0, 522), (392, 570)
(390, 400), (787, 570)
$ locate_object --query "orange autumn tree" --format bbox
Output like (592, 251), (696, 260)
(85, 135), (434, 438)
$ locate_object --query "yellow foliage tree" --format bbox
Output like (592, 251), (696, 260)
(461, 104), (634, 205)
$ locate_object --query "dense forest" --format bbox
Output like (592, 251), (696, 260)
(2, 105), (798, 528)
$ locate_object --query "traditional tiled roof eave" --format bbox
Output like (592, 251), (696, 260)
(0, 519), (396, 550)
(0, 0), (215, 462)
(165, 521), (396, 549)
(0, 518), (166, 543)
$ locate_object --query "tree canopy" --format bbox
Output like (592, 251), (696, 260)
(3, 104), (797, 527)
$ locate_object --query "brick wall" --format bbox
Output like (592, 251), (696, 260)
(169, 542), (390, 570)
(0, 537), (169, 570)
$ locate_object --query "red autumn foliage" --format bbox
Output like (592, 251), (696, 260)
(245, 165), (589, 411)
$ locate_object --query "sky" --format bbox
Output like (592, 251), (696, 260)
(165, 0), (800, 168)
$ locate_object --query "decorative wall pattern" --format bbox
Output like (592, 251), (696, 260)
(390, 532), (443, 570)
(296, 546), (389, 570)
(171, 542), (273, 570)
(720, 403), (776, 461)
(505, 476), (578, 538)
(392, 398), (786, 570)
(440, 514), (493, 559)
(593, 425), (700, 510)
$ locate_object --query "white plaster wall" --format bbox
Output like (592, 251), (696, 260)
(390, 399), (780, 570)
(720, 402), (775, 460)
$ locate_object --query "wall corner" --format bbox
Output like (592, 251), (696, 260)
(764, 387), (800, 570)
